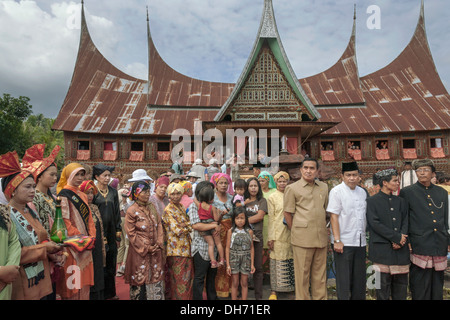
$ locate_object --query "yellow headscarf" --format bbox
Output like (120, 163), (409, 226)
(178, 180), (192, 194)
(274, 171), (290, 182)
(167, 182), (184, 195)
(56, 163), (85, 194)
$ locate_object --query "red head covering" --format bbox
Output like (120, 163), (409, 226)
(155, 176), (170, 189)
(79, 180), (98, 195)
(0, 151), (36, 199)
(22, 144), (61, 179)
(210, 172), (233, 195)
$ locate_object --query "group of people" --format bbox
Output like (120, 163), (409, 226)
(0, 143), (449, 301)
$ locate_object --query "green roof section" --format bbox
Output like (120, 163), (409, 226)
(214, 0), (320, 122)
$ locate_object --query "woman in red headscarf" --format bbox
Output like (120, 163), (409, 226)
(22, 144), (61, 234)
(79, 180), (107, 300)
(0, 151), (62, 300)
(209, 173), (234, 298)
(56, 163), (96, 300)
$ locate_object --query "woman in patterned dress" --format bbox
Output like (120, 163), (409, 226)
(125, 181), (164, 300)
(267, 171), (294, 300)
(162, 183), (193, 300)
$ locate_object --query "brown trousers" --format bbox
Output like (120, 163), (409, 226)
(292, 246), (328, 300)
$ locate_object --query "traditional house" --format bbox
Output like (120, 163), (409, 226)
(53, 0), (449, 181)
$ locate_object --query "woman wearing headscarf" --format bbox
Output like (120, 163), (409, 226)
(22, 144), (61, 234)
(124, 181), (164, 300)
(179, 180), (194, 211)
(0, 151), (62, 300)
(258, 171), (277, 275)
(92, 163), (121, 300)
(79, 180), (106, 300)
(210, 172), (234, 298)
(22, 144), (62, 300)
(267, 171), (294, 300)
(162, 183), (193, 300)
(56, 163), (96, 300)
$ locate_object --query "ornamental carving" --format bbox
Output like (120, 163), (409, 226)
(230, 43), (308, 118)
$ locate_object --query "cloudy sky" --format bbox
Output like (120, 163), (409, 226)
(0, 0), (449, 118)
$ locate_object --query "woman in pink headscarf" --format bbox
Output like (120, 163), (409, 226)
(209, 173), (234, 298)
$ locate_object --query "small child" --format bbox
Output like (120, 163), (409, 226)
(231, 179), (247, 209)
(233, 179), (260, 243)
(226, 206), (255, 300)
(197, 186), (225, 268)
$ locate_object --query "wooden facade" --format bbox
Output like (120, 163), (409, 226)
(54, 1), (449, 180)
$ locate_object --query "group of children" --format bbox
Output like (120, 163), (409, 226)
(196, 178), (256, 300)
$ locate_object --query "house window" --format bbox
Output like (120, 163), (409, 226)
(129, 142), (144, 162)
(103, 141), (118, 161)
(347, 141), (362, 160)
(402, 139), (417, 159)
(320, 141), (335, 161)
(157, 142), (171, 161)
(430, 138), (445, 158)
(77, 141), (90, 160)
(375, 140), (390, 160)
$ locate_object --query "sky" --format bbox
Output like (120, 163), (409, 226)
(0, 0), (449, 119)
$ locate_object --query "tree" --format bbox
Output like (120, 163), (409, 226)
(0, 94), (65, 169)
(0, 93), (33, 155)
(22, 114), (65, 169)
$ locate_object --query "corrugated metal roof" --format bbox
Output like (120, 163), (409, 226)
(299, 15), (365, 106)
(53, 2), (450, 137)
(318, 7), (450, 135)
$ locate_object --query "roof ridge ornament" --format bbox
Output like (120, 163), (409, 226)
(260, 0), (277, 38)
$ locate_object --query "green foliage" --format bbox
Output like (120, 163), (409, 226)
(22, 114), (65, 169)
(0, 93), (33, 155)
(0, 93), (64, 169)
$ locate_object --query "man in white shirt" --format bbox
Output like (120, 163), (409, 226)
(400, 161), (417, 189)
(327, 161), (367, 300)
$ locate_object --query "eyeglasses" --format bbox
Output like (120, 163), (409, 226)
(415, 168), (432, 173)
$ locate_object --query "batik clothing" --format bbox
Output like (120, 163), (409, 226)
(89, 203), (106, 300)
(124, 202), (164, 300)
(0, 204), (21, 300)
(57, 185), (95, 300)
(262, 188), (276, 273)
(162, 203), (192, 257)
(269, 259), (295, 293)
(267, 190), (294, 292)
(212, 192), (233, 298)
(32, 190), (56, 234)
(162, 202), (193, 300)
(10, 206), (53, 300)
(93, 185), (121, 299)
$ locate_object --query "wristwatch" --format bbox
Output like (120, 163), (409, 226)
(334, 239), (341, 243)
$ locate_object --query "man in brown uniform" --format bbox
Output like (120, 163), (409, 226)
(283, 158), (329, 300)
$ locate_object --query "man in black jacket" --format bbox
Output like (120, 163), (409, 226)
(367, 169), (409, 300)
(399, 159), (450, 300)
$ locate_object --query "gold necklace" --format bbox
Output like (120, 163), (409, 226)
(99, 186), (109, 198)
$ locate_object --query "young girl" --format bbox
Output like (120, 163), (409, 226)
(198, 186), (225, 268)
(231, 179), (247, 209)
(226, 206), (255, 300)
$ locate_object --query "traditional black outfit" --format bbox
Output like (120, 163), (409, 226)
(399, 181), (449, 300)
(92, 164), (121, 300)
(366, 190), (410, 300)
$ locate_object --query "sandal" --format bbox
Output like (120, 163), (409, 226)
(269, 293), (277, 300)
